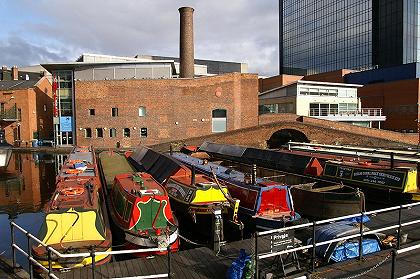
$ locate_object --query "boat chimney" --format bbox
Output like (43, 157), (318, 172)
(251, 164), (257, 185)
(191, 165), (196, 185)
(179, 7), (195, 78)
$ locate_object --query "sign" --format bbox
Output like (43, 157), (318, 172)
(270, 230), (294, 252)
(324, 163), (406, 189)
(52, 75), (58, 117)
(60, 116), (72, 132)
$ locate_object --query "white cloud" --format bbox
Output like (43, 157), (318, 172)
(2, 0), (280, 76)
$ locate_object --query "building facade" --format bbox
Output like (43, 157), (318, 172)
(259, 80), (385, 128)
(280, 0), (420, 75)
(42, 54), (257, 147)
(0, 78), (53, 145)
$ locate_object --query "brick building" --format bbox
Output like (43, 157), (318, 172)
(0, 77), (53, 145)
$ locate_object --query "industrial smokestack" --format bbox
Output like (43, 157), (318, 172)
(179, 7), (195, 78)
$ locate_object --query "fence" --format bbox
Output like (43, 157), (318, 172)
(309, 108), (383, 117)
(254, 201), (420, 279)
(10, 221), (172, 279)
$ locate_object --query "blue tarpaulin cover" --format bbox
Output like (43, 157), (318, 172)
(311, 221), (381, 262)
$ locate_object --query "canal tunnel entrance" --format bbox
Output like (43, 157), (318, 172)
(267, 129), (309, 149)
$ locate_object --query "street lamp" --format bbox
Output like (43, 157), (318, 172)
(0, 126), (12, 168)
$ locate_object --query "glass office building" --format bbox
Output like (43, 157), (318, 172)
(280, 0), (420, 75)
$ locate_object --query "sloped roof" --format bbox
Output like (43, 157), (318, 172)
(0, 80), (39, 91)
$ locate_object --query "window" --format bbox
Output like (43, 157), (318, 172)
(0, 103), (4, 114)
(123, 128), (130, 138)
(89, 109), (95, 115)
(84, 128), (92, 138)
(140, 127), (148, 138)
(112, 107), (118, 117)
(43, 105), (47, 112)
(96, 128), (103, 138)
(138, 106), (146, 117)
(212, 109), (227, 133)
(109, 128), (117, 137)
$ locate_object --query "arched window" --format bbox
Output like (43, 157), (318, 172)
(123, 128), (130, 138)
(96, 128), (103, 138)
(109, 128), (117, 137)
(138, 106), (146, 117)
(212, 109), (227, 133)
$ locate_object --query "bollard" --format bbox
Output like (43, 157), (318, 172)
(90, 247), (95, 279)
(391, 249), (397, 279)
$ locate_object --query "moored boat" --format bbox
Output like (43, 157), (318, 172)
(170, 152), (302, 230)
(99, 151), (179, 255)
(32, 146), (112, 270)
(127, 146), (242, 247)
(290, 183), (364, 219)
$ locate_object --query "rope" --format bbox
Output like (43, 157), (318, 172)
(178, 234), (206, 247)
(312, 252), (392, 279)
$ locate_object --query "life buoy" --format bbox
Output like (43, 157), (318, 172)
(65, 169), (84, 174)
(61, 187), (85, 196)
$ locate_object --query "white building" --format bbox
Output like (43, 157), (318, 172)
(258, 80), (386, 128)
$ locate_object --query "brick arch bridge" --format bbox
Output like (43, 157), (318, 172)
(153, 114), (417, 151)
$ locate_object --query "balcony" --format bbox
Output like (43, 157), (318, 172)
(0, 104), (19, 122)
(309, 108), (386, 123)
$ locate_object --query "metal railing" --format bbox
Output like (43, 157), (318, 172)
(10, 221), (172, 279)
(254, 201), (420, 279)
(309, 107), (383, 117)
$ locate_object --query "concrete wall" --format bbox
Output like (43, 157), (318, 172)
(74, 73), (259, 148)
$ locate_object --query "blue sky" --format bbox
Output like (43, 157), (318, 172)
(0, 0), (279, 76)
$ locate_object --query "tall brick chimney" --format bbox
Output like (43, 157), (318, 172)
(11, 66), (18, 80)
(179, 7), (195, 78)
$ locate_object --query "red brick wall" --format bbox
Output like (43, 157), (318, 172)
(358, 79), (420, 131)
(0, 77), (52, 145)
(74, 73), (258, 148)
(258, 74), (303, 92)
(303, 69), (355, 83)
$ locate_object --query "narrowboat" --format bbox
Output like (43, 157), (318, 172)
(32, 146), (112, 270)
(290, 183), (364, 219)
(98, 151), (179, 255)
(127, 146), (241, 244)
(199, 142), (419, 201)
(170, 152), (302, 230)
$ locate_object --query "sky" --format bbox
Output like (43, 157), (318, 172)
(0, 0), (280, 76)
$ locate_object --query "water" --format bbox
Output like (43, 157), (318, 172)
(0, 152), (63, 269)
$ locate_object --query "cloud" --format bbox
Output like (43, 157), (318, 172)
(1, 0), (280, 76)
(0, 36), (70, 67)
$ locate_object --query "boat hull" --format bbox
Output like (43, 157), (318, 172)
(291, 184), (364, 219)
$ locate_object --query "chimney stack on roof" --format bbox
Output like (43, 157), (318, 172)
(179, 7), (195, 78)
(11, 66), (18, 80)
